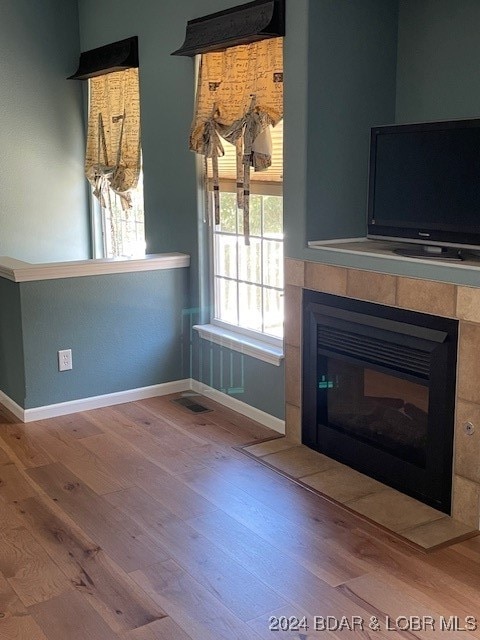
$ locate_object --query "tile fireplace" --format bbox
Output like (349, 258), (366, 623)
(284, 258), (480, 530)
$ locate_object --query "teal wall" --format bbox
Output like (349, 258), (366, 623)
(19, 269), (189, 409)
(285, 0), (399, 260)
(77, 0), (240, 307)
(304, 0), (398, 245)
(0, 0), (90, 263)
(194, 339), (285, 420)
(0, 279), (25, 406)
(396, 0), (480, 123)
(77, 0), (286, 420)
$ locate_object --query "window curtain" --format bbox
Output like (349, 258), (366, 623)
(190, 37), (283, 242)
(85, 68), (141, 210)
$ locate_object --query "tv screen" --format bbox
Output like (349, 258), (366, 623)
(367, 118), (480, 254)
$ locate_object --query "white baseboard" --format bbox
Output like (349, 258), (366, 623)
(191, 379), (285, 434)
(21, 379), (191, 422)
(0, 378), (285, 433)
(0, 390), (25, 422)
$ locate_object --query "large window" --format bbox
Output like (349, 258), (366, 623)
(209, 119), (284, 343)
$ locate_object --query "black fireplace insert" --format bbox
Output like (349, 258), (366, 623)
(302, 290), (458, 513)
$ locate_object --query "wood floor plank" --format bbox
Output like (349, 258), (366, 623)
(0, 463), (37, 503)
(131, 559), (264, 640)
(0, 615), (49, 640)
(106, 486), (288, 621)
(112, 401), (210, 450)
(30, 590), (119, 640)
(187, 509), (393, 639)
(0, 424), (52, 469)
(27, 463), (169, 573)
(81, 433), (216, 520)
(47, 414), (104, 440)
(122, 616), (194, 639)
(84, 407), (207, 476)
(14, 496), (167, 633)
(30, 422), (132, 495)
(181, 468), (365, 586)
(0, 525), (71, 606)
(338, 573), (477, 639)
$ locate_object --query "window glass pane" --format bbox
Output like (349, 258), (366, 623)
(219, 193), (237, 233)
(238, 238), (262, 285)
(215, 277), (238, 325)
(215, 234), (237, 279)
(264, 288), (283, 338)
(238, 195), (261, 236)
(263, 240), (284, 288)
(263, 196), (283, 238)
(239, 283), (263, 332)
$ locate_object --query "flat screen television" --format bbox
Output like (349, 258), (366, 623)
(367, 118), (480, 260)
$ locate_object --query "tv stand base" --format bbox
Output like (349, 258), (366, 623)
(393, 245), (466, 261)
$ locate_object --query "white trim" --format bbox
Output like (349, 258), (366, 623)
(191, 379), (285, 434)
(193, 324), (284, 366)
(0, 253), (190, 283)
(22, 380), (191, 422)
(0, 379), (284, 433)
(0, 390), (25, 422)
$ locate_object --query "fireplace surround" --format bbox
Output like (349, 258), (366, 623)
(284, 258), (480, 530)
(302, 290), (458, 513)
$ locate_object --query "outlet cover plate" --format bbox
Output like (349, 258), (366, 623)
(58, 349), (72, 372)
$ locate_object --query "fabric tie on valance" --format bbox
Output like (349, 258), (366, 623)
(85, 68), (141, 210)
(190, 37), (283, 242)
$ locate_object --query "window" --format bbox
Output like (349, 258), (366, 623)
(208, 95), (284, 344)
(86, 68), (145, 259)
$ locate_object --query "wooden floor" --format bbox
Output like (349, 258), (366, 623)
(0, 394), (479, 639)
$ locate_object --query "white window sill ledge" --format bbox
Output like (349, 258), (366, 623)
(0, 253), (190, 283)
(193, 324), (284, 366)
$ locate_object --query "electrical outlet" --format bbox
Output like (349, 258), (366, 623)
(58, 349), (72, 372)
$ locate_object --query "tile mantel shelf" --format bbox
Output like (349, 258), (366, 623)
(0, 253), (190, 283)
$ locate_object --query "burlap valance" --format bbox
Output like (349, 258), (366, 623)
(85, 68), (141, 210)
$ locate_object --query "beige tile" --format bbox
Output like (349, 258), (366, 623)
(396, 277), (456, 317)
(301, 465), (386, 504)
(454, 399), (480, 483)
(402, 516), (476, 550)
(304, 262), (347, 296)
(346, 270), (397, 305)
(262, 446), (337, 478)
(285, 345), (301, 408)
(346, 489), (444, 532)
(457, 286), (480, 323)
(285, 403), (301, 443)
(244, 438), (297, 457)
(457, 322), (480, 404)
(452, 474), (480, 528)
(284, 285), (302, 348)
(285, 258), (305, 287)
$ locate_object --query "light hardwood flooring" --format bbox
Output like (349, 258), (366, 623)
(0, 394), (479, 639)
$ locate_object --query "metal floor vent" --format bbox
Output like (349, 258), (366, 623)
(172, 395), (212, 413)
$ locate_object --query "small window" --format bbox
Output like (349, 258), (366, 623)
(86, 68), (145, 258)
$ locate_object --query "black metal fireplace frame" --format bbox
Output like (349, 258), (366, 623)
(302, 290), (458, 514)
